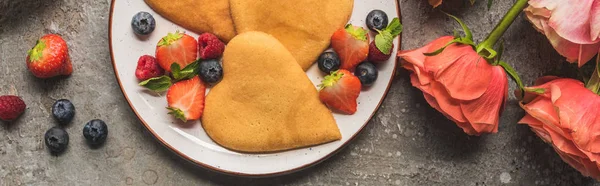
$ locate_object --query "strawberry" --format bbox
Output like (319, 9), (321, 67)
(0, 95), (26, 121)
(331, 24), (370, 71)
(166, 76), (206, 122)
(368, 18), (403, 63)
(318, 70), (362, 114)
(26, 34), (73, 78)
(156, 31), (198, 72)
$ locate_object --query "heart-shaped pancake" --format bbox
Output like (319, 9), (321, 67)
(202, 32), (341, 152)
(144, 0), (236, 42)
(229, 0), (354, 70)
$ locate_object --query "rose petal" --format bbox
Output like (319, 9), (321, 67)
(434, 54), (493, 101)
(542, 0), (599, 44)
(460, 66), (507, 133)
(430, 81), (467, 123)
(428, 0), (442, 8)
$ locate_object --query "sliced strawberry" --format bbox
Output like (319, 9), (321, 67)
(319, 70), (362, 114)
(331, 25), (370, 71)
(156, 31), (198, 72)
(166, 76), (206, 122)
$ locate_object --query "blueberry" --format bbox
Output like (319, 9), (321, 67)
(131, 11), (156, 35)
(198, 59), (223, 84)
(52, 99), (75, 125)
(354, 62), (378, 86)
(45, 127), (69, 154)
(317, 52), (341, 74)
(83, 119), (108, 146)
(366, 10), (389, 32)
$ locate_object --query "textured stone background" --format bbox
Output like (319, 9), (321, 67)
(0, 0), (597, 185)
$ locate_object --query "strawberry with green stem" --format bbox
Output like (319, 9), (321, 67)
(368, 18), (403, 63)
(331, 24), (370, 71)
(155, 31), (198, 72)
(319, 70), (362, 114)
(26, 34), (73, 78)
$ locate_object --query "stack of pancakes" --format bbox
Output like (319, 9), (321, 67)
(144, 0), (354, 152)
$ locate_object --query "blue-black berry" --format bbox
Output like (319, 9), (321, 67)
(366, 10), (389, 32)
(354, 62), (378, 86)
(198, 59), (223, 84)
(318, 52), (341, 74)
(45, 127), (69, 154)
(52, 99), (75, 125)
(131, 12), (156, 35)
(83, 119), (108, 146)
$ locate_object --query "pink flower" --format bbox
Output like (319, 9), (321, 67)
(524, 0), (600, 66)
(519, 76), (600, 180)
(428, 0), (442, 7)
(399, 36), (509, 135)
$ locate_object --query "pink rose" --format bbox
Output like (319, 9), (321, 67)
(524, 0), (600, 66)
(399, 36), (509, 135)
(519, 76), (600, 180)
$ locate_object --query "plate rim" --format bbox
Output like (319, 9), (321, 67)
(108, 0), (402, 177)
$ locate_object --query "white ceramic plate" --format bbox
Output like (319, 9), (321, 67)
(109, 0), (401, 176)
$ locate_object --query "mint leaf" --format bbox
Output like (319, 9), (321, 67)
(386, 18), (403, 37)
(345, 24), (368, 41)
(171, 60), (200, 81)
(375, 31), (394, 55)
(167, 107), (187, 122)
(139, 75), (172, 92)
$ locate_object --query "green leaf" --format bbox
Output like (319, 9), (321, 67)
(585, 54), (600, 94)
(171, 60), (200, 81)
(423, 37), (474, 56)
(488, 0), (493, 10)
(158, 31), (183, 47)
(139, 76), (172, 92)
(345, 24), (368, 41)
(386, 18), (403, 37)
(524, 88), (546, 94)
(375, 31), (394, 55)
(443, 12), (473, 41)
(498, 61), (524, 91)
(167, 107), (187, 122)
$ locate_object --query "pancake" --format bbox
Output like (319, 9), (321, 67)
(202, 32), (341, 152)
(144, 0), (236, 42)
(229, 0), (354, 70)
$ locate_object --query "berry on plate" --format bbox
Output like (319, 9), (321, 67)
(26, 34), (73, 78)
(354, 62), (378, 86)
(156, 31), (198, 72)
(52, 99), (75, 125)
(198, 33), (225, 59)
(331, 24), (370, 71)
(166, 76), (206, 122)
(368, 18), (402, 63)
(131, 11), (156, 35)
(317, 52), (341, 74)
(366, 10), (389, 32)
(318, 70), (362, 114)
(45, 127), (69, 154)
(135, 55), (165, 81)
(198, 59), (223, 84)
(0, 95), (25, 121)
(83, 119), (108, 146)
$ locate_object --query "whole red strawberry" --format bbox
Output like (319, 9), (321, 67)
(368, 42), (394, 62)
(26, 34), (73, 78)
(331, 25), (370, 71)
(319, 70), (362, 114)
(0, 95), (26, 121)
(198, 33), (225, 59)
(368, 18), (403, 63)
(156, 31), (198, 72)
(135, 55), (164, 81)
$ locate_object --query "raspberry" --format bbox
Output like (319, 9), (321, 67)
(368, 41), (393, 63)
(135, 55), (165, 81)
(198, 33), (225, 59)
(0, 95), (26, 121)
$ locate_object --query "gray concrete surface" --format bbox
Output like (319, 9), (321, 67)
(0, 0), (597, 185)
